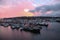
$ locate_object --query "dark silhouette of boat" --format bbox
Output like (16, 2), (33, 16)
(36, 23), (48, 26)
(20, 27), (41, 33)
(56, 19), (60, 22)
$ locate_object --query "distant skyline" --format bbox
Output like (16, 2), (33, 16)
(0, 0), (60, 18)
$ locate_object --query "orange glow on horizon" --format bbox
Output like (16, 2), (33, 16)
(24, 12), (34, 16)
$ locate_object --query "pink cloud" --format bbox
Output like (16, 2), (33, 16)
(0, 0), (34, 18)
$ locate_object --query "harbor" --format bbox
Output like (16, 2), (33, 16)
(0, 17), (60, 40)
(0, 0), (60, 40)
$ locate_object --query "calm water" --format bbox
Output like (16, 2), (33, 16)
(0, 22), (60, 40)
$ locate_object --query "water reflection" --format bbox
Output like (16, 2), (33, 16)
(0, 22), (60, 40)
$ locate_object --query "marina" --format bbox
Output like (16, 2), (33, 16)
(0, 17), (60, 40)
(0, 22), (60, 40)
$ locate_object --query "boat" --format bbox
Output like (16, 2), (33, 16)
(11, 26), (20, 30)
(10, 24), (20, 30)
(35, 22), (48, 26)
(11, 25), (15, 29)
(0, 23), (9, 27)
(56, 19), (60, 22)
(37, 23), (48, 26)
(20, 27), (40, 33)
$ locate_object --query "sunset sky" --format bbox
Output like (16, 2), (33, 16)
(0, 0), (60, 18)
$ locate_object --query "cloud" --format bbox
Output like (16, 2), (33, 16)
(29, 2), (60, 17)
(0, 0), (60, 18)
(41, 11), (60, 17)
(0, 0), (4, 5)
(0, 0), (22, 6)
(0, 0), (34, 18)
(36, 3), (60, 12)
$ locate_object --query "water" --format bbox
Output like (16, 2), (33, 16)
(0, 22), (60, 40)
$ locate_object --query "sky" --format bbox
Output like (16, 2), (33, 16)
(0, 0), (60, 18)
